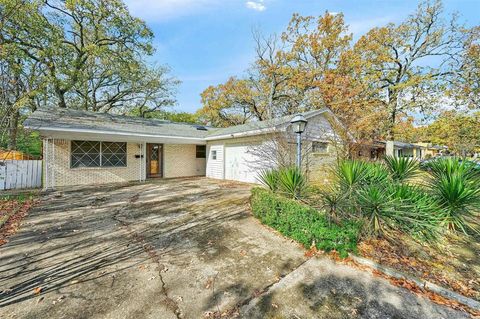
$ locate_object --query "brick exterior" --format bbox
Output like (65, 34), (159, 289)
(45, 139), (205, 188)
(45, 139), (143, 187)
(164, 144), (206, 178)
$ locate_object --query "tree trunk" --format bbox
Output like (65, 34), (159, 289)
(57, 91), (67, 108)
(385, 90), (398, 140)
(7, 109), (19, 150)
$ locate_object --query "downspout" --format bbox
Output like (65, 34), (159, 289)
(44, 138), (48, 190)
(51, 138), (55, 189)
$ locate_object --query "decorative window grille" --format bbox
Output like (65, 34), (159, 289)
(71, 141), (127, 168)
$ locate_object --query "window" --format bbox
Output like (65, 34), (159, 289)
(312, 142), (328, 153)
(71, 141), (127, 168)
(196, 145), (206, 158)
(211, 150), (217, 160)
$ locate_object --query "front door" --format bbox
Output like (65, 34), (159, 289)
(147, 143), (163, 178)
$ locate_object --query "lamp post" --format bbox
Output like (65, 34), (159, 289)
(290, 114), (308, 169)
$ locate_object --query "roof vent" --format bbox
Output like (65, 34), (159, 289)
(196, 126), (208, 131)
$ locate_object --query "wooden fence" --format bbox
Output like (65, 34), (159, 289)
(0, 160), (42, 190)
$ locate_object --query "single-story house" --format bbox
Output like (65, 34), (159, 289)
(351, 141), (386, 161)
(413, 142), (448, 158)
(385, 141), (424, 158)
(24, 107), (340, 189)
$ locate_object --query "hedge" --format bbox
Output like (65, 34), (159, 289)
(250, 187), (360, 257)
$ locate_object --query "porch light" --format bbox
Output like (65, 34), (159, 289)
(290, 114), (307, 134)
(291, 114), (308, 169)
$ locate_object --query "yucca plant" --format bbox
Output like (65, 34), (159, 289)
(425, 157), (480, 234)
(427, 157), (480, 183)
(388, 183), (442, 240)
(334, 160), (368, 192)
(384, 156), (419, 183)
(277, 166), (307, 199)
(354, 182), (441, 239)
(257, 168), (279, 191)
(428, 171), (480, 234)
(319, 187), (348, 223)
(355, 184), (399, 237)
(363, 162), (389, 186)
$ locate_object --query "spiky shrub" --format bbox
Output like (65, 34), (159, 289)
(427, 157), (480, 182)
(355, 184), (398, 237)
(363, 162), (390, 185)
(426, 157), (480, 234)
(388, 183), (442, 240)
(326, 159), (442, 239)
(257, 168), (279, 191)
(277, 166), (307, 199)
(384, 156), (420, 182)
(334, 160), (368, 192)
(319, 187), (347, 223)
(355, 183), (440, 239)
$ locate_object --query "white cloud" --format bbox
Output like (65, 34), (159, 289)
(246, 0), (266, 12)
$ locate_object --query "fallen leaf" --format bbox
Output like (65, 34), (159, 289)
(33, 287), (42, 295)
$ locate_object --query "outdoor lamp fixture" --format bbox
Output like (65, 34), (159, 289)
(290, 114), (308, 169)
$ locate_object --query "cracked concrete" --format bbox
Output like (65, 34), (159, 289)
(0, 178), (470, 318)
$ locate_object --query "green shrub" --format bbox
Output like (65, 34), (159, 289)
(325, 159), (441, 240)
(359, 183), (440, 240)
(363, 162), (390, 185)
(384, 156), (420, 182)
(277, 166), (307, 199)
(257, 168), (279, 191)
(425, 157), (480, 234)
(251, 187), (360, 257)
(318, 187), (348, 223)
(335, 160), (369, 192)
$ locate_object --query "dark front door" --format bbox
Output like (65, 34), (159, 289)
(147, 143), (163, 178)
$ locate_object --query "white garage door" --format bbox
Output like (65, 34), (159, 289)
(224, 144), (260, 183)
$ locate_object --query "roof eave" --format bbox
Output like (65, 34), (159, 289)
(27, 126), (207, 144)
(205, 127), (277, 141)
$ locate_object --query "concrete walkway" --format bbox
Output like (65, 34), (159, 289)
(0, 178), (469, 318)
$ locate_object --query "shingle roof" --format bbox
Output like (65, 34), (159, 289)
(24, 107), (329, 140)
(206, 109), (325, 137)
(393, 141), (420, 149)
(24, 107), (212, 138)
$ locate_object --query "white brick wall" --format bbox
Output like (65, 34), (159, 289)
(46, 139), (143, 188)
(46, 140), (206, 187)
(163, 144), (206, 178)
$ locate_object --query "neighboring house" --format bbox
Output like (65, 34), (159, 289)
(385, 141), (424, 158)
(351, 141), (386, 161)
(413, 142), (447, 158)
(24, 107), (340, 188)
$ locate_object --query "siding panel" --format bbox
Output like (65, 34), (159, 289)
(206, 143), (224, 179)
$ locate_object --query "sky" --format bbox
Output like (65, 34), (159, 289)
(123, 0), (480, 114)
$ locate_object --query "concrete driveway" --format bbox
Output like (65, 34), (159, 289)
(0, 178), (469, 319)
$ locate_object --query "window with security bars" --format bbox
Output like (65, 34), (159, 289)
(71, 141), (127, 168)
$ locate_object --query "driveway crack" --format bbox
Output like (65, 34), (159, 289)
(111, 192), (183, 319)
(209, 257), (312, 318)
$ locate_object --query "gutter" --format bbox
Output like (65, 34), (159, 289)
(204, 127), (277, 141)
(24, 125), (207, 141)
